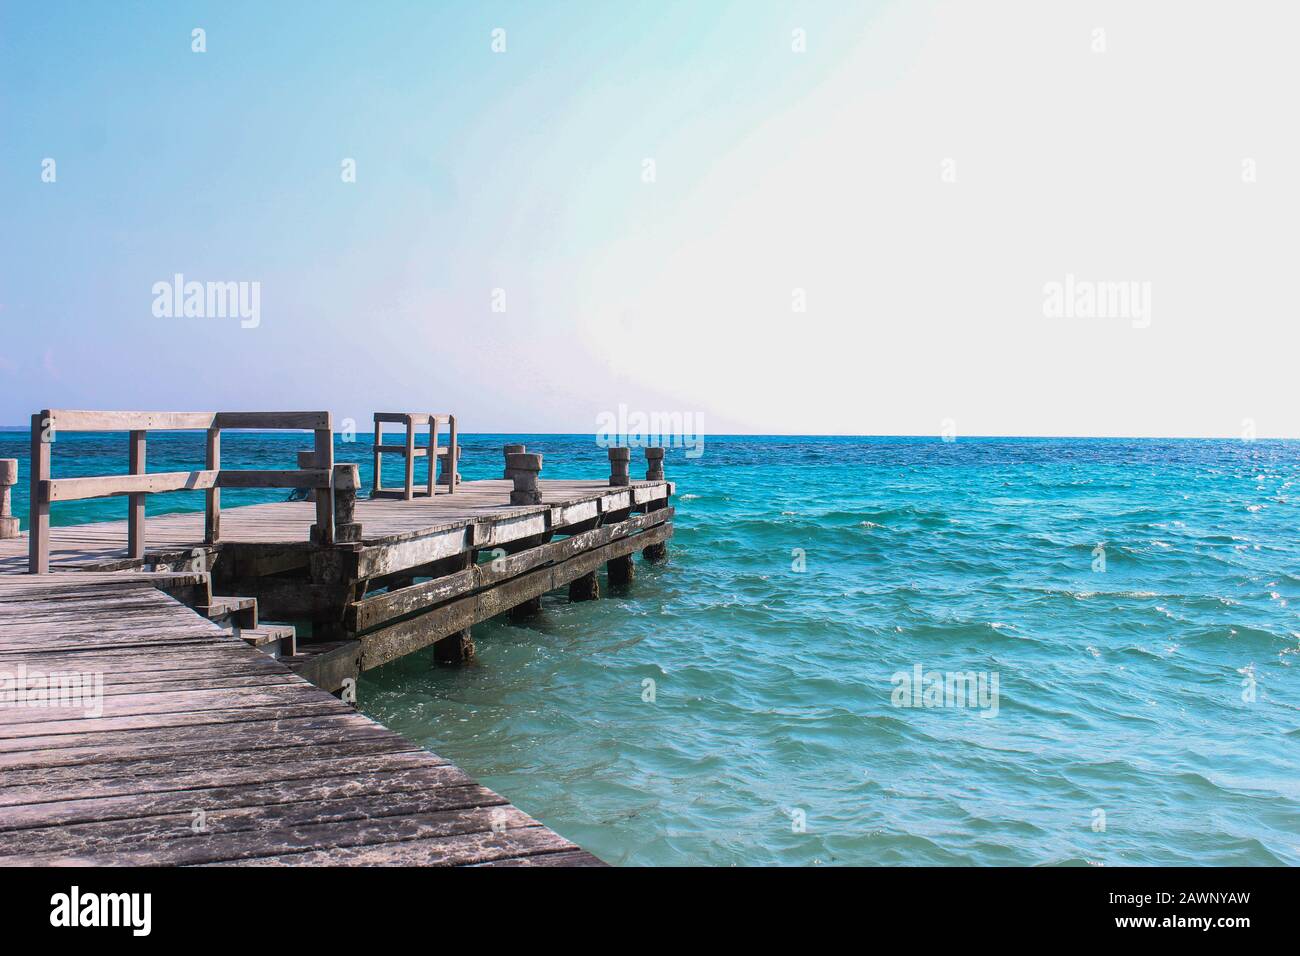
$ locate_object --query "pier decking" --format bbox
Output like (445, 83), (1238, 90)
(0, 572), (600, 865)
(0, 410), (676, 866)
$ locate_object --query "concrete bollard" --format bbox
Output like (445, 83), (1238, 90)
(0, 459), (18, 539)
(333, 463), (362, 542)
(502, 443), (526, 479)
(608, 447), (631, 487)
(508, 452), (543, 505)
(645, 446), (665, 481)
(437, 445), (462, 487)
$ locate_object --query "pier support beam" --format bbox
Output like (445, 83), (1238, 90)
(434, 628), (475, 665)
(607, 553), (634, 587)
(569, 571), (600, 602)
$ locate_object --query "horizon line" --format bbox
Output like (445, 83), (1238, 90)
(0, 427), (1294, 442)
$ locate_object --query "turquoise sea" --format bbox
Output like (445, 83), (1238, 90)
(2, 432), (1297, 865)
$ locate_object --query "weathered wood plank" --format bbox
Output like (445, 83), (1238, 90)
(0, 559), (602, 866)
(349, 508), (674, 632)
(359, 521), (672, 668)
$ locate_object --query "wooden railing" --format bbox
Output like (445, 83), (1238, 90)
(27, 409), (336, 573)
(372, 413), (457, 500)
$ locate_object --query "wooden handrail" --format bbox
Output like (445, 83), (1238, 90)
(35, 410), (332, 432)
(27, 409), (335, 573)
(40, 468), (334, 502)
(372, 412), (457, 500)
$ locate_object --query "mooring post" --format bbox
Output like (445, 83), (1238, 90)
(0, 459), (18, 539)
(643, 448), (669, 563)
(645, 446), (665, 481)
(333, 463), (362, 543)
(608, 446), (631, 486)
(434, 628), (475, 664)
(508, 452), (543, 505)
(503, 443), (526, 479)
(437, 445), (462, 489)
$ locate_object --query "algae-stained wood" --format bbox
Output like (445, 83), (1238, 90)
(349, 508), (674, 633)
(358, 521), (672, 669)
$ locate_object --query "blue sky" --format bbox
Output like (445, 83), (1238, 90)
(3, 2), (1298, 436)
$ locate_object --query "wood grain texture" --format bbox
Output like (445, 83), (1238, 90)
(0, 573), (601, 866)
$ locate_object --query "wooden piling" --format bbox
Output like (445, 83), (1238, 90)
(607, 553), (634, 586)
(433, 627), (475, 664)
(0, 459), (18, 540)
(643, 449), (668, 562)
(510, 595), (543, 619)
(569, 570), (600, 601)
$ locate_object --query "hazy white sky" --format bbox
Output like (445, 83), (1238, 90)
(3, 1), (1297, 436)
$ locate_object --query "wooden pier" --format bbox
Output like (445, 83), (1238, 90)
(0, 409), (675, 865)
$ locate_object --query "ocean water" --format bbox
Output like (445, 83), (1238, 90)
(2, 432), (1297, 865)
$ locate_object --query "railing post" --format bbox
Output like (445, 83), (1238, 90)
(403, 415), (415, 500)
(28, 411), (50, 573)
(503, 443), (525, 478)
(425, 418), (437, 498)
(371, 416), (383, 496)
(507, 452), (543, 505)
(333, 463), (362, 542)
(127, 429), (146, 559)
(446, 415), (457, 496)
(608, 446), (631, 486)
(0, 458), (18, 539)
(205, 426), (221, 544)
(311, 420), (335, 545)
